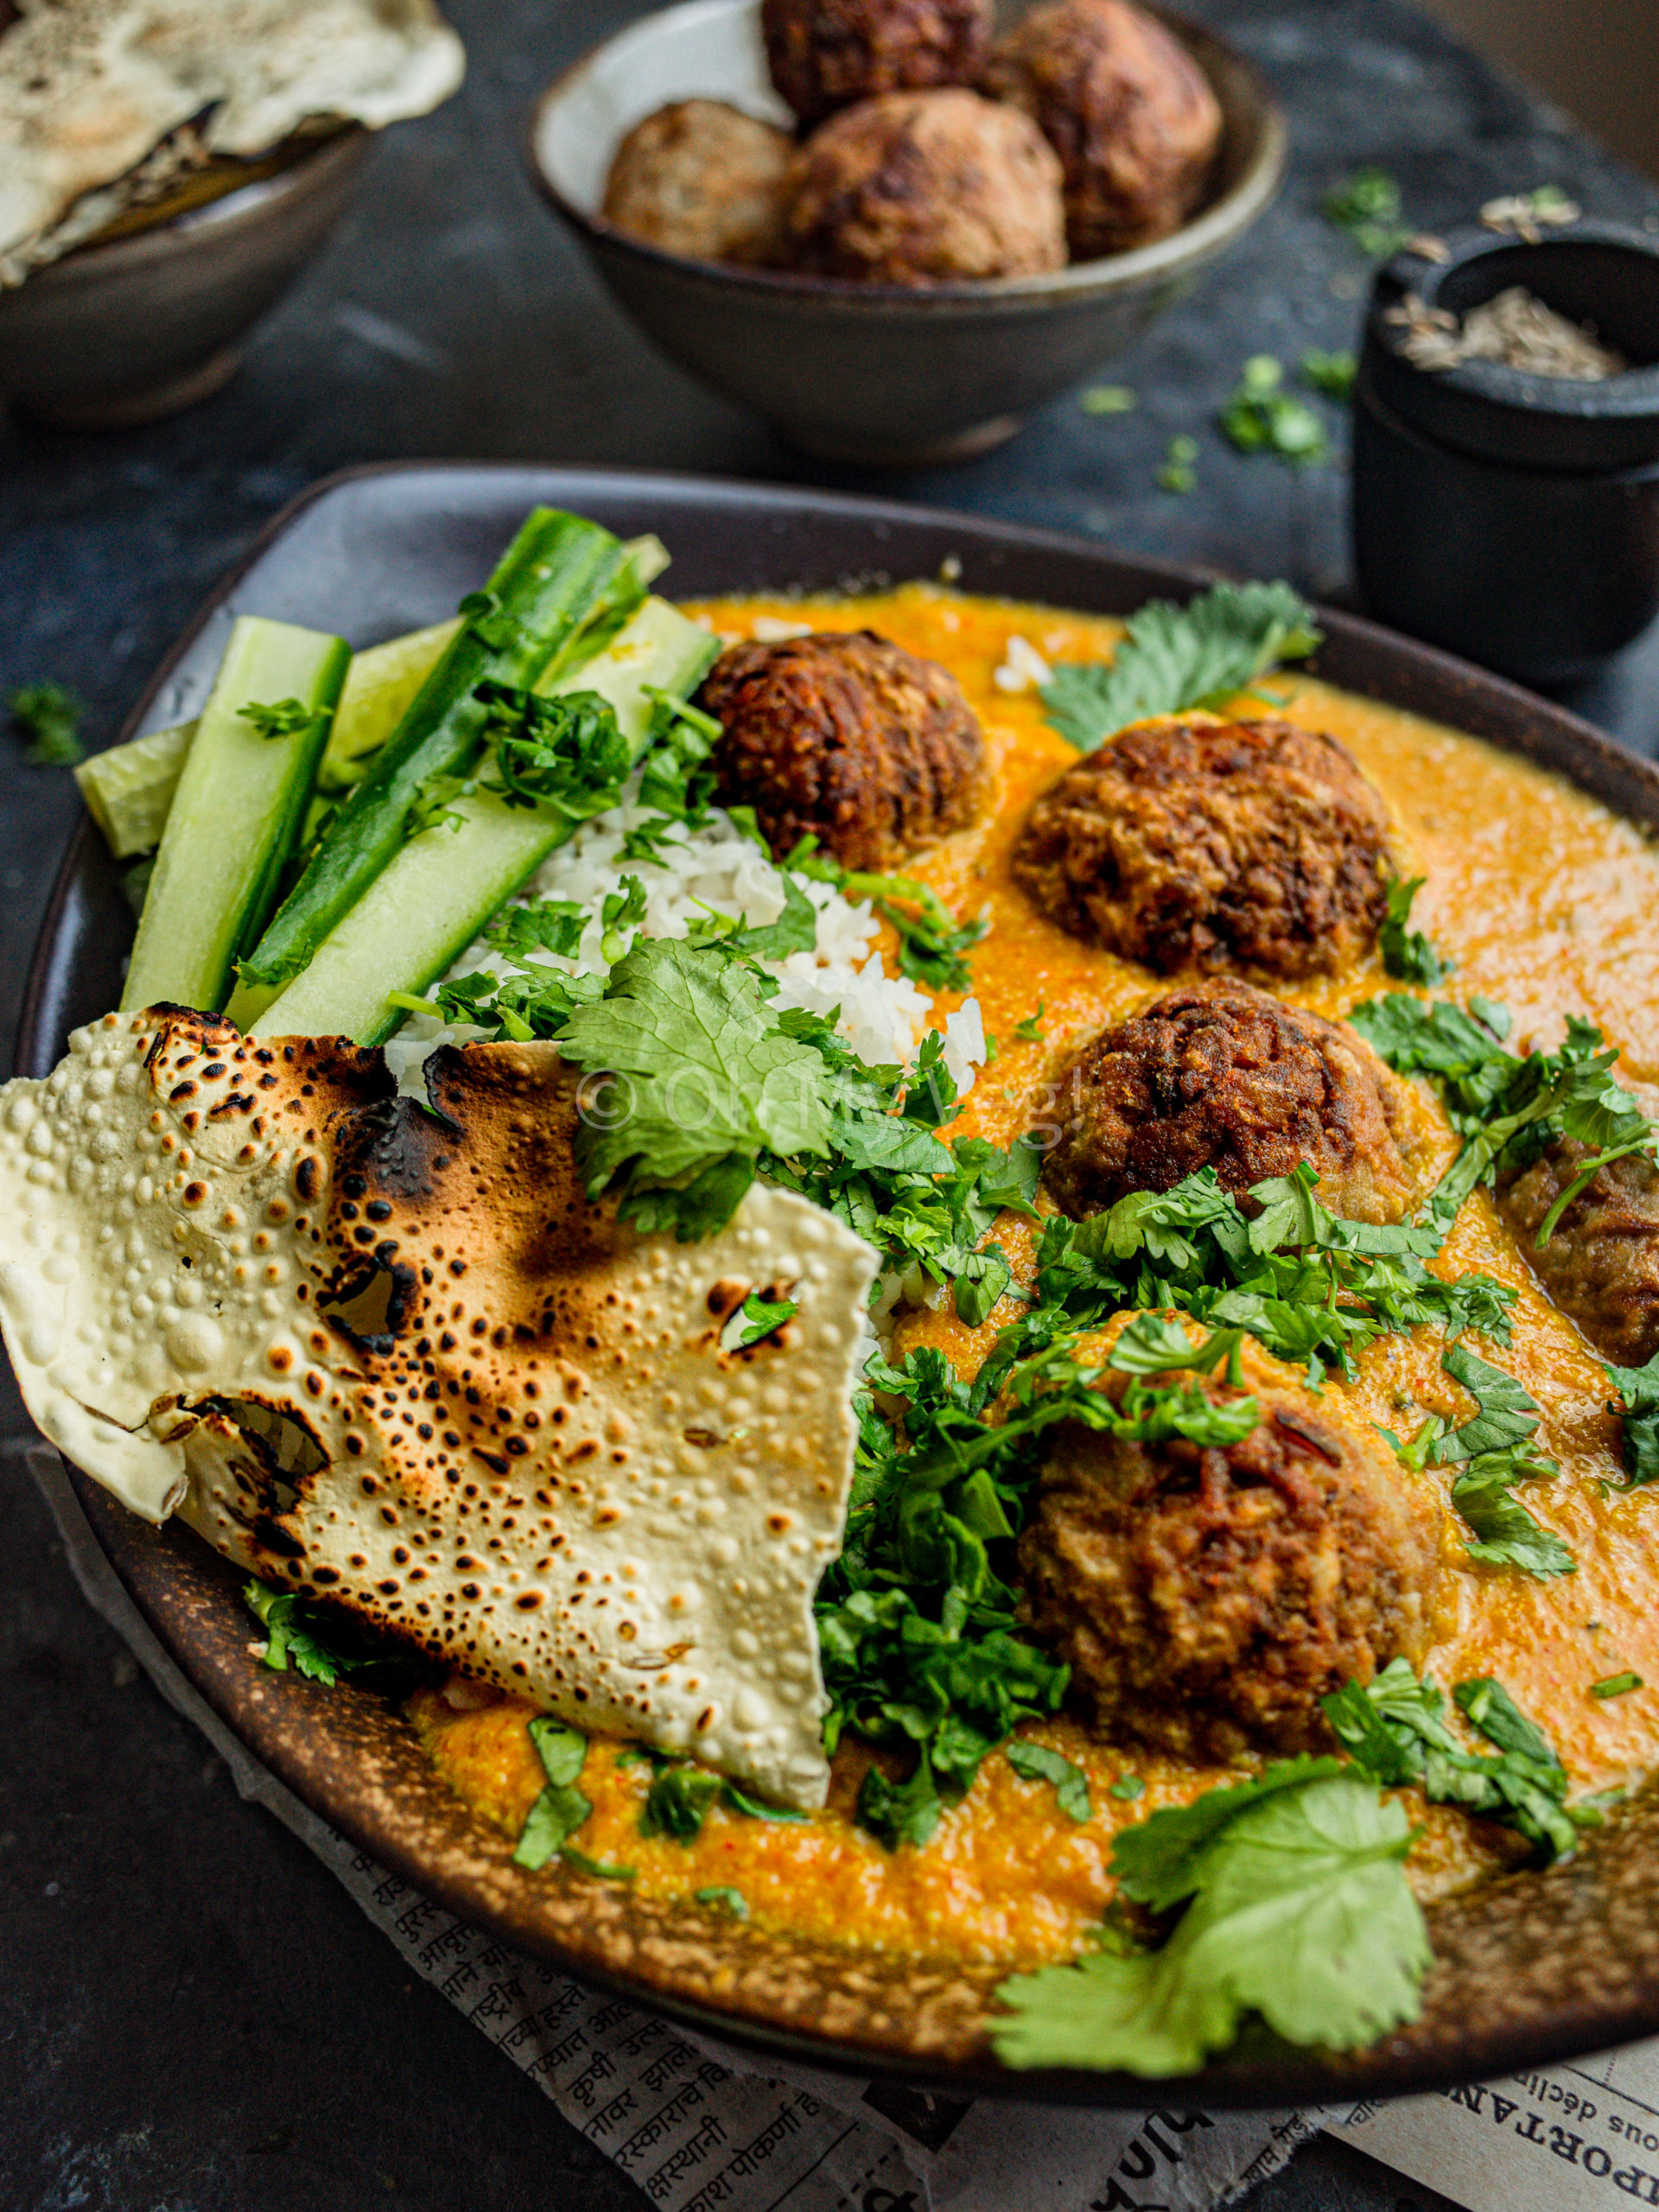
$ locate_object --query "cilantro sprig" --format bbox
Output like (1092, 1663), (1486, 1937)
(242, 1578), (397, 1687)
(1039, 580), (1321, 754)
(1378, 876), (1453, 987)
(992, 1759), (1429, 2072)
(8, 681), (84, 766)
(1350, 995), (1656, 1243)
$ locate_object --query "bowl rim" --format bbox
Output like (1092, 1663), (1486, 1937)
(23, 456), (1659, 2109)
(10, 123), (372, 289)
(524, 0), (1287, 309)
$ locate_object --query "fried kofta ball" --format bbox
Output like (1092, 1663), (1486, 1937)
(763, 0), (993, 126)
(602, 100), (794, 265)
(979, 0), (1221, 258)
(1497, 1140), (1659, 1368)
(1017, 1345), (1441, 1761)
(1043, 981), (1432, 1225)
(785, 88), (1067, 283)
(699, 628), (987, 872)
(1011, 717), (1395, 981)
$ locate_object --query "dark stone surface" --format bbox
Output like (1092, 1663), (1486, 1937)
(2, 1), (1656, 2204)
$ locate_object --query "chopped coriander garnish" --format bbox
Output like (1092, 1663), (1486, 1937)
(1604, 1350), (1659, 1489)
(1300, 347), (1358, 398)
(1220, 356), (1330, 466)
(723, 1290), (799, 1350)
(1591, 1671), (1643, 1699)
(1324, 167), (1413, 258)
(1109, 1774), (1145, 1802)
(695, 1885), (750, 1917)
(238, 697), (318, 741)
(9, 681), (84, 766)
(1005, 1739), (1092, 1821)
(1323, 1660), (1586, 1861)
(639, 1763), (721, 1842)
(561, 1847), (637, 1881)
(513, 1717), (593, 1870)
(721, 1782), (810, 1823)
(244, 1578), (369, 1687)
(992, 1759), (1428, 2072)
(1378, 874), (1453, 986)
(1014, 1005), (1046, 1043)
(1080, 385), (1136, 415)
(1157, 434), (1198, 493)
(1039, 579), (1320, 753)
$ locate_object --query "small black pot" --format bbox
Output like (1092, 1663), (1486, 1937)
(1351, 221), (1659, 687)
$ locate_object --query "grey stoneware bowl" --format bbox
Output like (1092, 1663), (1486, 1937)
(525, 0), (1286, 465)
(0, 127), (372, 430)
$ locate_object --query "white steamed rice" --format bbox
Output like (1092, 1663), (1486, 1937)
(382, 791), (987, 1103)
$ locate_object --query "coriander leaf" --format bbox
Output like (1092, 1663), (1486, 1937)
(993, 1770), (1427, 2073)
(1110, 1756), (1343, 1911)
(1158, 435), (1198, 493)
(557, 938), (832, 1217)
(954, 1245), (1014, 1328)
(724, 1289), (799, 1349)
(1451, 1464), (1575, 1577)
(695, 1885), (750, 1916)
(9, 681), (83, 766)
(858, 1755), (945, 1851)
(477, 685), (632, 818)
(561, 1847), (637, 1881)
(1605, 1351), (1659, 1489)
(1006, 1738), (1092, 1821)
(1039, 581), (1321, 753)
(727, 874), (818, 962)
(1591, 1671), (1643, 1699)
(639, 1764), (722, 1842)
(721, 1782), (810, 1822)
(514, 1782), (593, 1869)
(1433, 1343), (1541, 1463)
(485, 899), (585, 962)
(1220, 356), (1330, 467)
(243, 1577), (364, 1687)
(527, 1714), (588, 1787)
(1014, 1006), (1046, 1042)
(1110, 1774), (1145, 1801)
(1379, 876), (1453, 986)
(840, 871), (986, 993)
(238, 697), (317, 741)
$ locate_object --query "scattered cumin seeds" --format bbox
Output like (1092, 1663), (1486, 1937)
(1387, 285), (1625, 381)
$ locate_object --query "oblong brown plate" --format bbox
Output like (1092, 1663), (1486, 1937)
(22, 462), (1659, 2105)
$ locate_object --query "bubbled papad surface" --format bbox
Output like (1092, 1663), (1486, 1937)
(0, 1011), (878, 1808)
(0, 0), (464, 269)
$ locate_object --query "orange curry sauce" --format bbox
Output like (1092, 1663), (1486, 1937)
(410, 582), (1659, 1970)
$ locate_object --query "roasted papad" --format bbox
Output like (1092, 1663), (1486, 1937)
(0, 1010), (877, 1807)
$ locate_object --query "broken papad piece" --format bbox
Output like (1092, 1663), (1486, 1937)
(0, 1010), (878, 1808)
(0, 0), (465, 283)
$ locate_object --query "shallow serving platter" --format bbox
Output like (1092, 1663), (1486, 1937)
(22, 462), (1659, 2105)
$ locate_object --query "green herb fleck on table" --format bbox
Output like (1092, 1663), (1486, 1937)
(1324, 166), (1413, 258)
(1080, 385), (1137, 415)
(1300, 347), (1358, 399)
(1221, 356), (1330, 466)
(1591, 1671), (1643, 1700)
(8, 681), (83, 766)
(992, 1758), (1429, 2073)
(1039, 579), (1320, 753)
(1157, 434), (1198, 493)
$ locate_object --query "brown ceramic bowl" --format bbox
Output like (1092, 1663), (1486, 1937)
(23, 462), (1659, 2103)
(0, 127), (372, 429)
(524, 0), (1285, 465)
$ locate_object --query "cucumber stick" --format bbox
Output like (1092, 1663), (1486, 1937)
(319, 617), (462, 791)
(75, 719), (195, 859)
(247, 597), (718, 1045)
(120, 618), (350, 1014)
(238, 509), (634, 997)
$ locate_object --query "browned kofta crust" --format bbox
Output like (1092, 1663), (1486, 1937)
(785, 88), (1067, 283)
(1017, 1368), (1440, 1762)
(1497, 1140), (1659, 1368)
(979, 0), (1221, 258)
(1043, 981), (1426, 1225)
(601, 100), (794, 266)
(763, 0), (993, 125)
(699, 629), (988, 873)
(1012, 716), (1395, 980)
